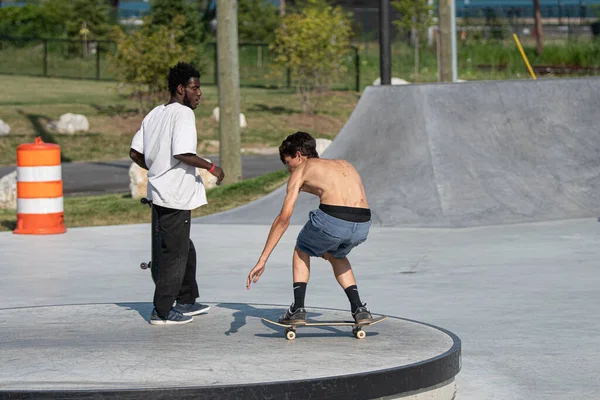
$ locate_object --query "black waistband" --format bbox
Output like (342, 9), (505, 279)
(319, 204), (371, 223)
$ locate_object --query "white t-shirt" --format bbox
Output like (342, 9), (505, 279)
(131, 103), (207, 210)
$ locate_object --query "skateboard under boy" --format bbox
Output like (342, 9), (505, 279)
(262, 315), (388, 340)
(140, 197), (159, 284)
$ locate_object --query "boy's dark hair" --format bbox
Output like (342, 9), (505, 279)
(167, 62), (200, 94)
(279, 131), (319, 164)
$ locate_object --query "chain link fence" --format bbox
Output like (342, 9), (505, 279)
(0, 36), (116, 80)
(0, 36), (362, 90)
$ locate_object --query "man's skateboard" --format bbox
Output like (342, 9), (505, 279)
(140, 197), (159, 284)
(262, 315), (388, 340)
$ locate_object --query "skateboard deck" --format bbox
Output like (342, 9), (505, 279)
(140, 198), (159, 284)
(262, 315), (388, 340)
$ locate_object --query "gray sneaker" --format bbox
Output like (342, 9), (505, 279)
(174, 302), (210, 316)
(279, 304), (307, 325)
(352, 304), (373, 325)
(150, 308), (193, 325)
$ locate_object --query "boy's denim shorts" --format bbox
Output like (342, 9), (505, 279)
(296, 209), (371, 259)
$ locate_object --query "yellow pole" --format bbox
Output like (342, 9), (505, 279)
(513, 33), (537, 80)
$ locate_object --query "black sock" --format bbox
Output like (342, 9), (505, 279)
(344, 285), (363, 313)
(292, 282), (307, 311)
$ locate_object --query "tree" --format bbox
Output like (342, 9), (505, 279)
(392, 0), (434, 79)
(108, 15), (197, 114)
(533, 0), (544, 55)
(65, 0), (110, 40)
(108, 0), (120, 24)
(149, 0), (209, 77)
(238, 0), (280, 43)
(0, 1), (70, 38)
(271, 0), (353, 113)
(150, 0), (203, 47)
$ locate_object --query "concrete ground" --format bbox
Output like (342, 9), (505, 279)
(2, 78), (599, 398)
(1, 217), (599, 398)
(0, 303), (454, 391)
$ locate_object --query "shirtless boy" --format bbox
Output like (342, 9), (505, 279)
(246, 131), (373, 324)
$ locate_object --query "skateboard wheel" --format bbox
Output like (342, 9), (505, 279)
(140, 262), (148, 270)
(285, 329), (296, 340)
(355, 329), (366, 339)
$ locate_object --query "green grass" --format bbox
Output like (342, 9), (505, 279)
(0, 169), (289, 232)
(0, 75), (359, 165)
(0, 75), (126, 106)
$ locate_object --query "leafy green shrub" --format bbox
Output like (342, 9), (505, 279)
(271, 0), (352, 113)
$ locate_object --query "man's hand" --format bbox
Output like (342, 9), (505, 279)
(210, 165), (225, 185)
(129, 148), (148, 170)
(246, 261), (266, 290)
(174, 154), (225, 184)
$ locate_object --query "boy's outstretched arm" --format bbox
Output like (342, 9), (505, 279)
(246, 168), (303, 289)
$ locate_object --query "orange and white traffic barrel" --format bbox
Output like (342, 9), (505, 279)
(13, 137), (66, 235)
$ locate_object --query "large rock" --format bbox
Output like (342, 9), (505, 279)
(239, 113), (248, 128)
(0, 170), (17, 210)
(372, 77), (410, 86)
(55, 113), (89, 134)
(128, 163), (147, 199)
(211, 107), (248, 128)
(197, 158), (219, 190)
(129, 160), (218, 199)
(0, 120), (11, 136)
(315, 138), (332, 156)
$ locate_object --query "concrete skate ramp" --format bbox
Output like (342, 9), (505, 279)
(198, 78), (600, 227)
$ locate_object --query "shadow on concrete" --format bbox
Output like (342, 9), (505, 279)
(113, 302), (362, 337)
(217, 302), (348, 337)
(115, 302), (153, 322)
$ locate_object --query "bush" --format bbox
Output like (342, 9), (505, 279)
(108, 15), (198, 114)
(238, 0), (281, 43)
(271, 0), (352, 113)
(0, 0), (109, 41)
(150, 0), (203, 47)
(0, 2), (68, 38)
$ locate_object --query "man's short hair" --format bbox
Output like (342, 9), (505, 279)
(279, 131), (319, 164)
(167, 62), (200, 94)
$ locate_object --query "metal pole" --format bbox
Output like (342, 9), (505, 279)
(43, 39), (48, 77)
(558, 0), (562, 26)
(379, 0), (391, 85)
(96, 41), (101, 80)
(355, 46), (360, 92)
(213, 42), (218, 85)
(450, 0), (458, 82)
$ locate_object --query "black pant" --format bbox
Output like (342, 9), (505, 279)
(151, 204), (199, 318)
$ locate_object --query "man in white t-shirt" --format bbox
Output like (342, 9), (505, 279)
(130, 62), (224, 325)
